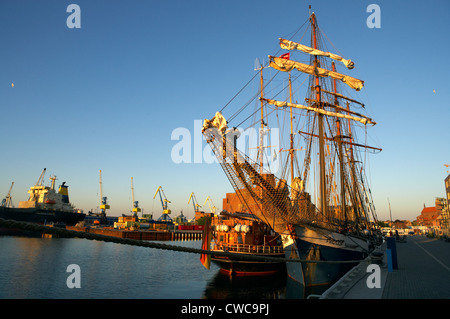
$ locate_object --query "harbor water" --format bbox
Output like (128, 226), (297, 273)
(0, 236), (321, 299)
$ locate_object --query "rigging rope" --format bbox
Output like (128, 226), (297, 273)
(219, 16), (310, 117)
(219, 71), (260, 114)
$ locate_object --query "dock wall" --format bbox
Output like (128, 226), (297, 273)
(66, 226), (202, 241)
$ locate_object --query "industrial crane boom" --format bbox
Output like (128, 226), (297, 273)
(1, 182), (14, 208)
(131, 177), (135, 204)
(188, 192), (201, 212)
(35, 168), (46, 187)
(204, 196), (217, 215)
(153, 186), (171, 214)
(99, 170), (103, 202)
(99, 170), (110, 213)
(131, 177), (141, 213)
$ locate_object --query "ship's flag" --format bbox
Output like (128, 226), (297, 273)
(279, 53), (290, 60)
(200, 218), (212, 269)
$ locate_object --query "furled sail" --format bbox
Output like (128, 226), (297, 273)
(269, 56), (364, 91)
(279, 38), (355, 69)
(261, 98), (374, 125)
(202, 111), (228, 134)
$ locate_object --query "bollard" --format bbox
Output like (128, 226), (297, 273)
(386, 237), (398, 270)
(386, 248), (393, 272)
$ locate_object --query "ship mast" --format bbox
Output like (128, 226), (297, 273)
(332, 61), (347, 225)
(311, 12), (328, 218)
(289, 72), (295, 185)
(259, 65), (264, 175)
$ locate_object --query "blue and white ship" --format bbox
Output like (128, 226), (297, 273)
(0, 168), (85, 234)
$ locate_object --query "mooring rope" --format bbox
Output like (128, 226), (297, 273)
(0, 218), (368, 264)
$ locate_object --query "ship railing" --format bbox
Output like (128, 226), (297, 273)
(222, 243), (284, 254)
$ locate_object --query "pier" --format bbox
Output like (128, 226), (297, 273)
(321, 235), (450, 299)
(65, 226), (202, 241)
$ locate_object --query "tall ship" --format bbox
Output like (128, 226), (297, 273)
(202, 10), (383, 288)
(0, 168), (86, 232)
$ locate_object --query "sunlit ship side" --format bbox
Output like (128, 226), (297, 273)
(0, 168), (85, 235)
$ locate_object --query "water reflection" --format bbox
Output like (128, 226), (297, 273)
(203, 270), (288, 299)
(0, 237), (331, 299)
(203, 269), (331, 299)
(286, 278), (331, 299)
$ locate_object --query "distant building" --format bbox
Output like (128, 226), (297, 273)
(223, 191), (253, 214)
(445, 174), (450, 208)
(391, 220), (411, 229)
(442, 174), (450, 234)
(416, 197), (449, 232)
(415, 174), (450, 235)
(416, 206), (438, 227)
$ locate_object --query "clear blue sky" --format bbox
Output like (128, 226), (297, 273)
(1, 0), (449, 221)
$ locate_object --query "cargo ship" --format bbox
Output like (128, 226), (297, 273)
(210, 211), (285, 276)
(0, 168), (86, 235)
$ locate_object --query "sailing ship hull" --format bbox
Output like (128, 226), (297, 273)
(283, 225), (369, 287)
(211, 250), (286, 276)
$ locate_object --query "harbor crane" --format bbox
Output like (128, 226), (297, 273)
(131, 177), (141, 217)
(1, 182), (14, 208)
(188, 192), (202, 213)
(35, 168), (46, 187)
(29, 168), (47, 201)
(153, 186), (172, 222)
(90, 169), (109, 224)
(204, 196), (218, 215)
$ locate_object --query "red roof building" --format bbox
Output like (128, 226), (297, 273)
(416, 198), (446, 228)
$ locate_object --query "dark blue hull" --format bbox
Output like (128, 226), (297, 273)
(0, 207), (85, 225)
(284, 226), (369, 287)
(0, 206), (86, 236)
